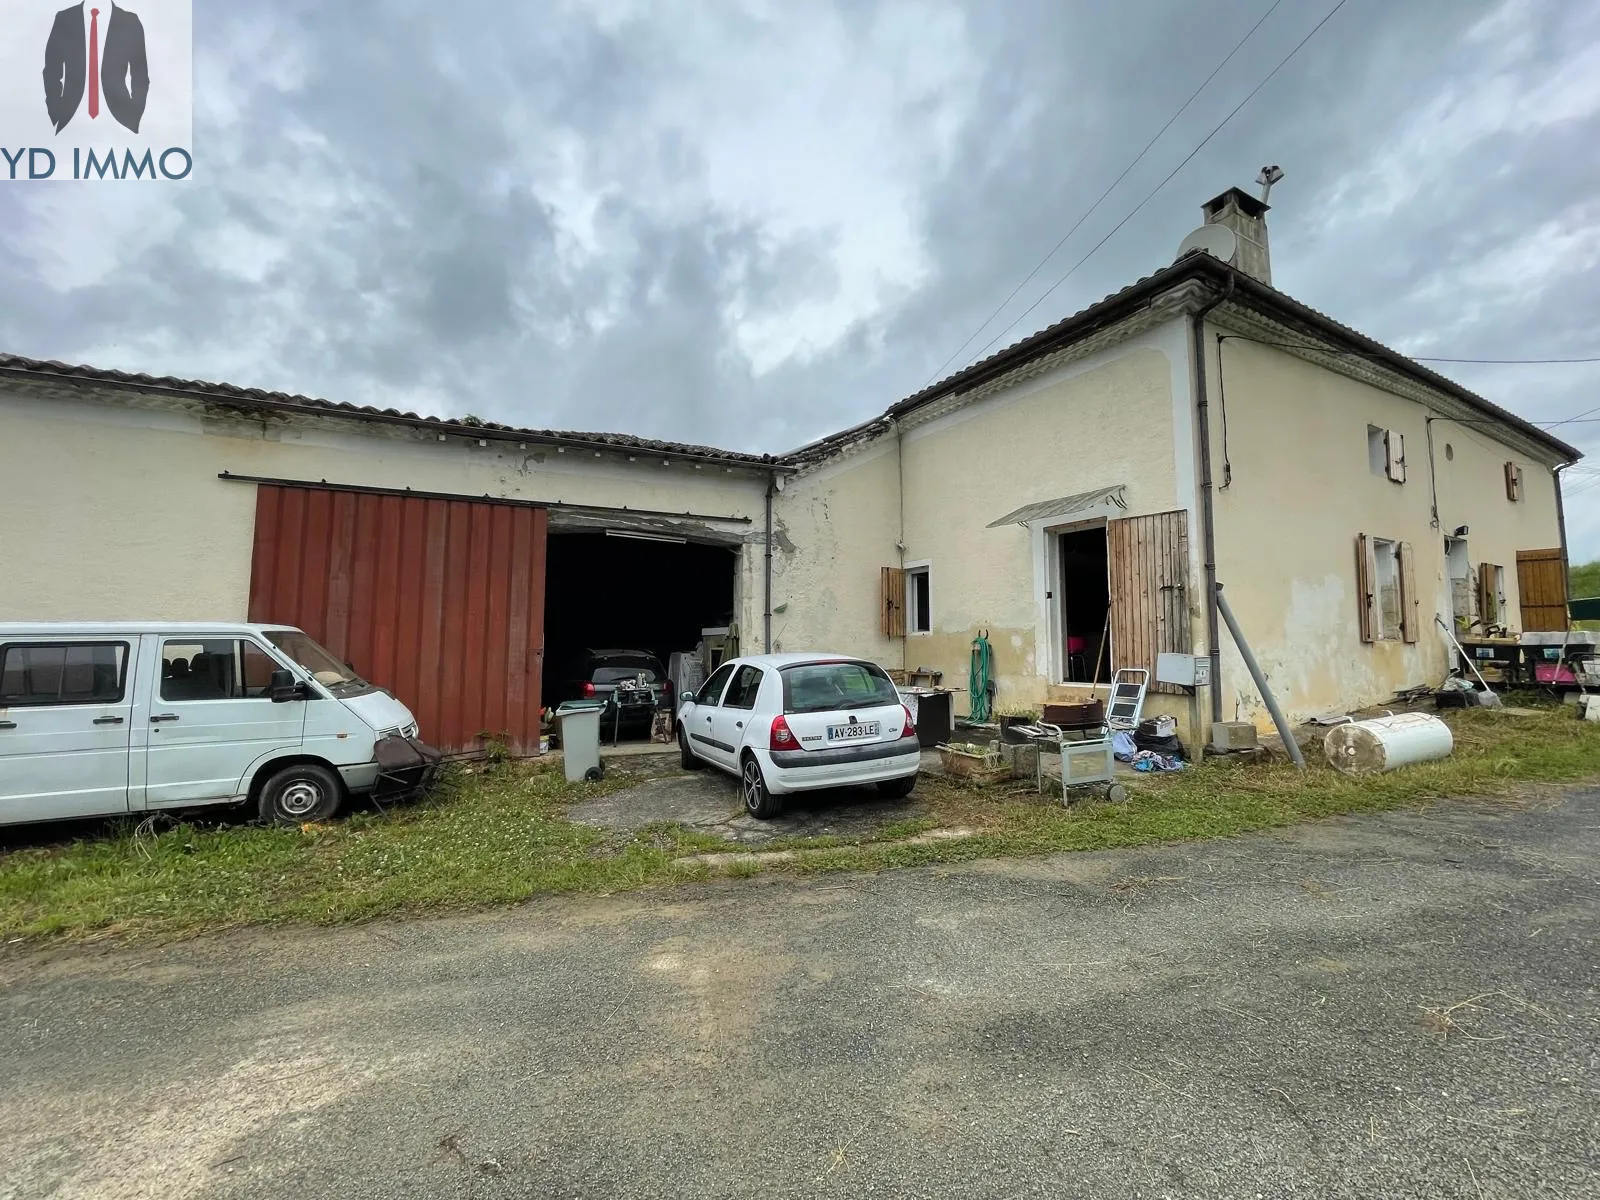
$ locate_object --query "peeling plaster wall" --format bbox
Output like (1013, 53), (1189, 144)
(766, 442), (901, 664)
(0, 384), (768, 622)
(1206, 333), (1565, 729)
(899, 341), (1183, 716)
(772, 326), (1188, 719)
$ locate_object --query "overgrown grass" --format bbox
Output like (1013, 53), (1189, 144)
(2, 706), (1597, 943)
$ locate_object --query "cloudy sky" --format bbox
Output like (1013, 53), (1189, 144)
(2, 0), (1597, 556)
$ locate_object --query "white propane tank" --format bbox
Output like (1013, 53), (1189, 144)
(1324, 712), (1454, 775)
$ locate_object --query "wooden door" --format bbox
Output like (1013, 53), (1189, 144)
(1516, 548), (1568, 632)
(1108, 510), (1191, 695)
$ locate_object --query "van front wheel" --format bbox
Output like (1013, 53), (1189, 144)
(259, 763), (342, 826)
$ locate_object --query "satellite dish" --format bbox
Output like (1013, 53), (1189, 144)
(1175, 224), (1237, 265)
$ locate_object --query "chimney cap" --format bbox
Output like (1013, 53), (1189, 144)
(1203, 186), (1270, 219)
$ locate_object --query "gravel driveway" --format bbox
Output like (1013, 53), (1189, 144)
(3, 788), (1597, 1199)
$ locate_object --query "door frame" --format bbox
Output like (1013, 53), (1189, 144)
(1043, 518), (1112, 685)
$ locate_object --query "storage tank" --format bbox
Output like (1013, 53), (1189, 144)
(1324, 712), (1453, 776)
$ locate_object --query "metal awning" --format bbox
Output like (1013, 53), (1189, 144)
(987, 484), (1127, 529)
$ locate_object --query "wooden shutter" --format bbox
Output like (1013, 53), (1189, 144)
(880, 566), (906, 638)
(1355, 533), (1375, 643)
(1477, 561), (1496, 627)
(1398, 541), (1420, 643)
(1385, 431), (1407, 483)
(1107, 510), (1190, 695)
(1504, 462), (1523, 501)
(1516, 548), (1568, 631)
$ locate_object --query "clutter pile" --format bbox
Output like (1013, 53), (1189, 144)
(1113, 714), (1188, 772)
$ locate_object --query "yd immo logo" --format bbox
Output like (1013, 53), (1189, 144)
(2, 0), (192, 180)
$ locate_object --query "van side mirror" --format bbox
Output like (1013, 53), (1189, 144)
(679, 690), (696, 706)
(269, 669), (302, 703)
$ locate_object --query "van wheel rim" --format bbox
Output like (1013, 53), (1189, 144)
(280, 780), (322, 816)
(742, 762), (764, 810)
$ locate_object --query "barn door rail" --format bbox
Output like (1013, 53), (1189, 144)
(218, 472), (753, 524)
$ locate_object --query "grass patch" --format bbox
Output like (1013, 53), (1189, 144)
(3, 706), (1597, 943)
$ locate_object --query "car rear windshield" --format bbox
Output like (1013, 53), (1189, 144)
(593, 663), (661, 684)
(780, 661), (899, 714)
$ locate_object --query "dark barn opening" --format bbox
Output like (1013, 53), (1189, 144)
(541, 530), (738, 735)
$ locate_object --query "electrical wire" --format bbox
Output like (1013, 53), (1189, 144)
(920, 0), (1288, 388)
(963, 0), (1352, 369)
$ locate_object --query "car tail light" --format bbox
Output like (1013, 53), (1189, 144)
(769, 714), (797, 751)
(581, 681), (596, 698)
(900, 704), (917, 739)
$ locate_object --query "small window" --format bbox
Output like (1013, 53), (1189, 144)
(0, 642), (128, 706)
(698, 662), (738, 707)
(723, 665), (765, 710)
(1372, 539), (1402, 639)
(1504, 461), (1523, 502)
(161, 640), (278, 702)
(1357, 534), (1417, 643)
(906, 566), (931, 634)
(1367, 425), (1405, 483)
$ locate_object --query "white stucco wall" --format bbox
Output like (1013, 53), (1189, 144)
(0, 383), (770, 624)
(1205, 331), (1565, 728)
(773, 319), (1194, 725)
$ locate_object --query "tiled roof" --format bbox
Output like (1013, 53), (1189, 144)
(0, 353), (778, 467)
(782, 254), (1582, 465)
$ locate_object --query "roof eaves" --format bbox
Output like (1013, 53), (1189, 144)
(0, 353), (787, 470)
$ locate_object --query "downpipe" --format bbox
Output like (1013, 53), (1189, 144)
(763, 471), (776, 653)
(1192, 278), (1234, 725)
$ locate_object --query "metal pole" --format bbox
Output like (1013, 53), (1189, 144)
(1215, 583), (1305, 769)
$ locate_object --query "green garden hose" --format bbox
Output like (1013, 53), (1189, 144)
(968, 632), (994, 724)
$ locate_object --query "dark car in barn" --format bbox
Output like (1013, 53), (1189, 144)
(554, 649), (671, 736)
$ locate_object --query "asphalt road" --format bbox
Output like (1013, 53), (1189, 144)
(4, 789), (1598, 1199)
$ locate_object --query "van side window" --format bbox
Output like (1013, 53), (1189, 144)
(161, 640), (278, 702)
(0, 643), (128, 706)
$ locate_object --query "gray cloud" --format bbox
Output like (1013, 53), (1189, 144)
(2, 0), (1596, 554)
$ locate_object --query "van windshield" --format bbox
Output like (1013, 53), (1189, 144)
(265, 631), (365, 692)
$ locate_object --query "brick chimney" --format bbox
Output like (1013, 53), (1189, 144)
(1201, 187), (1272, 285)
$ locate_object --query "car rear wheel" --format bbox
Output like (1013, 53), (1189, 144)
(741, 754), (783, 819)
(877, 774), (917, 799)
(678, 722), (702, 770)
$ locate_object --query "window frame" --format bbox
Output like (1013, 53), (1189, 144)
(158, 638), (282, 704)
(905, 562), (932, 635)
(0, 640), (130, 708)
(1366, 424), (1406, 483)
(1371, 537), (1403, 640)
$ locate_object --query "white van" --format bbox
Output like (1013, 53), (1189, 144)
(0, 623), (440, 827)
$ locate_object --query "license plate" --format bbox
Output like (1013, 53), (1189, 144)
(827, 721), (879, 741)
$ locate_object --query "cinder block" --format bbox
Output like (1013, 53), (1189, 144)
(1000, 742), (1039, 778)
(1210, 721), (1258, 752)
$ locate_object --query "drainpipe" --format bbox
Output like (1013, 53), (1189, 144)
(1192, 276), (1235, 724)
(894, 415), (907, 674)
(1554, 461), (1573, 621)
(763, 471), (776, 653)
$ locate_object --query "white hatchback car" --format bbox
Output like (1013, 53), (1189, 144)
(676, 653), (921, 818)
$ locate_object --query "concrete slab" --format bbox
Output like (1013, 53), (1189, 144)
(566, 770), (929, 846)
